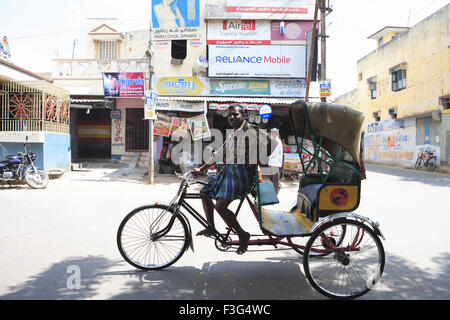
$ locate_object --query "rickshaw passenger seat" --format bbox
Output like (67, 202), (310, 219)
(297, 183), (323, 221)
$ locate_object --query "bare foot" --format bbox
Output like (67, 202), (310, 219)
(236, 232), (250, 255)
(196, 228), (214, 237)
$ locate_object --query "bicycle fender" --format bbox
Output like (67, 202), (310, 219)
(311, 212), (386, 241)
(152, 202), (194, 253)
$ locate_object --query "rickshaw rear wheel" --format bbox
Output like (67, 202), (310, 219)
(288, 224), (346, 256)
(303, 218), (385, 299)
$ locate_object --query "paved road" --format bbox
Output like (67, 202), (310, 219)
(0, 163), (449, 300)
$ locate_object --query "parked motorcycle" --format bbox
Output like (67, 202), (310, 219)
(0, 136), (49, 189)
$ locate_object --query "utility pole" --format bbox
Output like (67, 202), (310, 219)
(319, 0), (333, 102)
(148, 22), (155, 185)
(305, 0), (319, 102)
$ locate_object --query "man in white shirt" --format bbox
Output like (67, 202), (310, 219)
(268, 128), (283, 194)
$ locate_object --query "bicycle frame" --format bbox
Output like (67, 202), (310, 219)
(153, 178), (310, 252)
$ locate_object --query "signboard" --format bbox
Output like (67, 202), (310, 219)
(271, 21), (313, 43)
(207, 20), (271, 45)
(152, 0), (200, 40)
(155, 100), (204, 112)
(103, 72), (145, 98)
(226, 0), (309, 13)
(144, 90), (158, 120)
(270, 79), (306, 97)
(188, 114), (211, 140)
(283, 153), (302, 171)
(154, 76), (207, 96)
(208, 45), (306, 78)
(259, 104), (272, 119)
(209, 79), (270, 96)
(319, 80), (331, 97)
(111, 111), (125, 155)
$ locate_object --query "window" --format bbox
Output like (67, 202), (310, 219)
(171, 40), (187, 62)
(99, 41), (117, 60)
(378, 38), (383, 47)
(369, 81), (377, 99)
(373, 111), (380, 122)
(392, 69), (406, 91)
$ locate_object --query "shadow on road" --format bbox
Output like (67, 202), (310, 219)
(1, 251), (449, 300)
(365, 164), (450, 187)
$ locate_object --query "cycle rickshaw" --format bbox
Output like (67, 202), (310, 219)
(117, 100), (386, 299)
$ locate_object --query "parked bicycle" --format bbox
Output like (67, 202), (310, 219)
(415, 148), (438, 171)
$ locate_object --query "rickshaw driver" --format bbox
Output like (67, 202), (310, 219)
(193, 104), (276, 254)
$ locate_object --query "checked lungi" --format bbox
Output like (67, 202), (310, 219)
(201, 164), (255, 201)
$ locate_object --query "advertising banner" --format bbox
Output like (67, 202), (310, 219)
(154, 76), (208, 96)
(103, 72), (145, 98)
(154, 112), (173, 137)
(188, 114), (211, 140)
(208, 45), (306, 78)
(144, 91), (158, 120)
(270, 79), (306, 97)
(152, 0), (200, 40)
(209, 79), (270, 96)
(171, 117), (188, 139)
(271, 21), (313, 43)
(226, 0), (309, 13)
(207, 20), (271, 45)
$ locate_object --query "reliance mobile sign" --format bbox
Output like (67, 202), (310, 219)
(208, 45), (306, 78)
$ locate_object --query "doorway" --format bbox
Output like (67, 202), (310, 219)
(126, 108), (149, 151)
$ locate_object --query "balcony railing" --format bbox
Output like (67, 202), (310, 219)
(0, 79), (70, 134)
(53, 59), (150, 78)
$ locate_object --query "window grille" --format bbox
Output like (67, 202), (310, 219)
(99, 41), (117, 60)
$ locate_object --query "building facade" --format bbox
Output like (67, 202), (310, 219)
(335, 4), (449, 168)
(52, 18), (150, 162)
(0, 59), (71, 172)
(151, 0), (320, 170)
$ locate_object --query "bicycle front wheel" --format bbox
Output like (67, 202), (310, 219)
(303, 218), (385, 299)
(117, 204), (189, 270)
(427, 157), (437, 171)
(414, 157), (422, 169)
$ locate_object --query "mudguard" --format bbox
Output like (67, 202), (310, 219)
(310, 212), (385, 240)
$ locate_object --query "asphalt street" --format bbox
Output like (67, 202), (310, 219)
(0, 163), (449, 301)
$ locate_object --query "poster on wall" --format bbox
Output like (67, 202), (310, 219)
(152, 0), (200, 40)
(207, 20), (271, 45)
(103, 72), (145, 98)
(154, 112), (173, 137)
(208, 45), (306, 78)
(188, 114), (210, 140)
(171, 117), (188, 139)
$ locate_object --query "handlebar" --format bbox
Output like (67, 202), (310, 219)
(176, 170), (207, 186)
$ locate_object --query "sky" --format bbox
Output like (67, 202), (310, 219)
(0, 0), (448, 98)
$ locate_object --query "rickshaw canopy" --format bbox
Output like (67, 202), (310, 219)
(289, 100), (365, 168)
